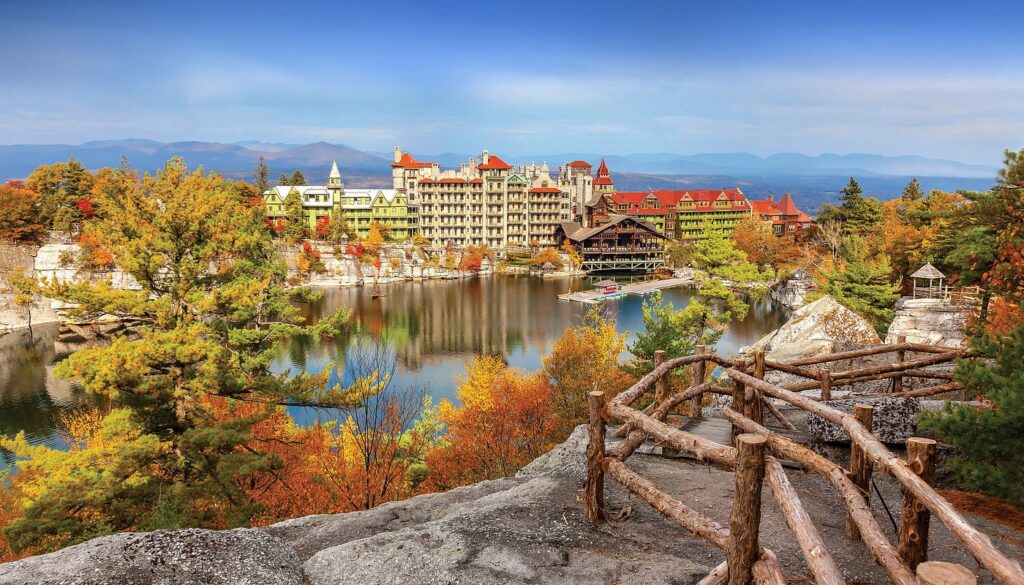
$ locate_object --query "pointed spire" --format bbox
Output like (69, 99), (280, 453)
(329, 160), (341, 179)
(597, 158), (609, 176)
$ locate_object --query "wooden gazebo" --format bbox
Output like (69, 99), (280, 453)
(911, 263), (945, 299)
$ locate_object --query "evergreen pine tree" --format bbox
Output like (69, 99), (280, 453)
(902, 177), (924, 201)
(821, 235), (900, 332)
(920, 327), (1024, 505)
(283, 189), (307, 243)
(253, 156), (270, 195)
(278, 173), (291, 186)
(2, 158), (359, 552)
(290, 170), (307, 186)
(836, 177), (883, 235)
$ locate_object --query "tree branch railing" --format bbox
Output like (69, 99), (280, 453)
(585, 340), (1018, 585)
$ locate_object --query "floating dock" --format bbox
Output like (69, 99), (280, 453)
(558, 277), (695, 304)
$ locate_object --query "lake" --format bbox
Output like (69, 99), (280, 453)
(0, 275), (790, 456)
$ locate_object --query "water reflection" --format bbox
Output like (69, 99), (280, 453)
(0, 276), (789, 447)
(0, 325), (105, 462)
(275, 276), (790, 410)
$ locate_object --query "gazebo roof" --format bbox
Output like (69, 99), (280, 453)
(910, 263), (945, 279)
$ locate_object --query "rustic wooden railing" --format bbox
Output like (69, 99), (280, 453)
(584, 339), (1022, 585)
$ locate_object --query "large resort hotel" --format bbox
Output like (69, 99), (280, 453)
(262, 148), (814, 268)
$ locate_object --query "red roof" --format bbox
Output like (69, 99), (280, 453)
(567, 160), (592, 168)
(776, 193), (799, 215)
(419, 178), (434, 184)
(391, 152), (434, 169)
(750, 200), (780, 215)
(612, 189), (748, 209)
(596, 158), (610, 176)
(470, 178), (483, 183)
(529, 187), (562, 193)
(478, 154), (511, 170)
(438, 177), (466, 184)
(610, 192), (655, 205)
(625, 206), (669, 215)
(593, 177), (614, 186)
(796, 212), (813, 223)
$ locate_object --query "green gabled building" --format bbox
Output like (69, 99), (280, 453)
(340, 188), (415, 240)
(262, 161), (416, 240)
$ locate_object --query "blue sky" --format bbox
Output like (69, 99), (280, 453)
(1, 0), (1021, 164)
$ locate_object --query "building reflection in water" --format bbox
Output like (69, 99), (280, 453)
(0, 277), (789, 449)
(277, 276), (790, 408)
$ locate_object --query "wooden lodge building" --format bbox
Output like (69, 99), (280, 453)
(556, 215), (667, 272)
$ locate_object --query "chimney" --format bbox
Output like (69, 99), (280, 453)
(482, 149), (490, 165)
(393, 146), (402, 163)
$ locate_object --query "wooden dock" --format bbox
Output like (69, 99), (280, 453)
(558, 277), (695, 304)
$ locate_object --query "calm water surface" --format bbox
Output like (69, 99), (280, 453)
(0, 276), (789, 455)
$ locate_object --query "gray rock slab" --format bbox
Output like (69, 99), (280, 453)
(0, 528), (303, 585)
(807, 396), (921, 443)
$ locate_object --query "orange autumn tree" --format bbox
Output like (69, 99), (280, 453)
(421, 357), (557, 491)
(529, 247), (563, 269)
(730, 216), (800, 276)
(543, 308), (633, 438)
(207, 341), (438, 521)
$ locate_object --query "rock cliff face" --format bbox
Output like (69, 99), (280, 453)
(770, 268), (815, 310)
(744, 295), (880, 360)
(884, 297), (969, 348)
(3, 424), (1021, 585)
(0, 428), (724, 585)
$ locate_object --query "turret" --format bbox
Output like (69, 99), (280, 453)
(328, 160), (343, 189)
(393, 146), (402, 163)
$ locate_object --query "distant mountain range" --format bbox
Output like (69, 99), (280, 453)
(0, 139), (999, 212)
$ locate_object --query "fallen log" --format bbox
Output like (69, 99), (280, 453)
(727, 369), (1024, 585)
(764, 455), (845, 585)
(724, 407), (916, 585)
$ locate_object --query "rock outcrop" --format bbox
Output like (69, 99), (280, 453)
(2, 425), (1022, 584)
(884, 297), (969, 348)
(0, 528), (304, 585)
(770, 268), (815, 310)
(744, 295), (880, 360)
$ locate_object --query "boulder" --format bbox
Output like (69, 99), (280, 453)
(770, 268), (816, 310)
(884, 297), (968, 348)
(0, 528), (304, 585)
(806, 396), (920, 444)
(744, 295), (880, 360)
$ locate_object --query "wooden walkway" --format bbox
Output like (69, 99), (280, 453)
(559, 277), (696, 304)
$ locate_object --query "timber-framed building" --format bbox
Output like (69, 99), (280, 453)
(556, 215), (666, 272)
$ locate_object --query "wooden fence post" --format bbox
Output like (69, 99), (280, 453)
(893, 334), (906, 393)
(751, 350), (766, 425)
(898, 437), (937, 570)
(654, 350), (668, 404)
(586, 391), (606, 523)
(728, 434), (767, 585)
(689, 344), (707, 418)
(846, 403), (874, 540)
(916, 561), (977, 585)
(731, 362), (747, 445)
(820, 369), (832, 401)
